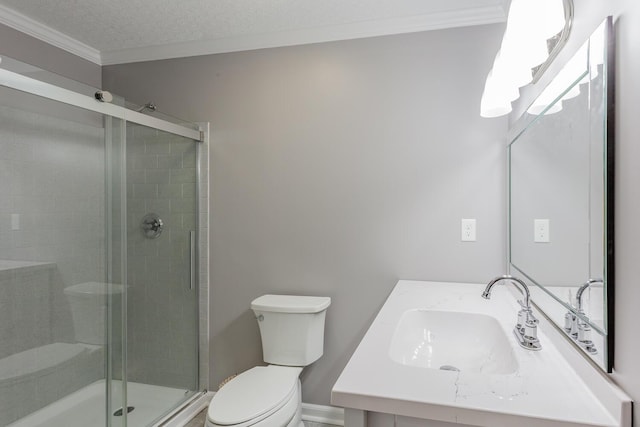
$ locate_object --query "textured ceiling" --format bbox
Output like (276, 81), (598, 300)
(0, 0), (507, 64)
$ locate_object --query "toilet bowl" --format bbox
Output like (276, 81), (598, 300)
(206, 366), (303, 427)
(206, 295), (331, 427)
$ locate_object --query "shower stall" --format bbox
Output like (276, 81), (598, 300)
(0, 55), (208, 426)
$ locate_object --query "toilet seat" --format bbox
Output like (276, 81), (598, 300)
(207, 366), (302, 427)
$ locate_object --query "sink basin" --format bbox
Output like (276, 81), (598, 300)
(389, 310), (518, 375)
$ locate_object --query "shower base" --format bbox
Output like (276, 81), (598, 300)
(9, 379), (190, 427)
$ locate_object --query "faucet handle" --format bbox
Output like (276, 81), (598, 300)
(522, 323), (542, 350)
(564, 311), (574, 332)
(577, 322), (598, 354)
(517, 300), (538, 323)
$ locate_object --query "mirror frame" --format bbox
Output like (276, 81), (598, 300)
(604, 14), (615, 374)
(508, 17), (615, 372)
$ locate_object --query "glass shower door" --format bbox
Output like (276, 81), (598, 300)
(0, 56), (202, 427)
(123, 122), (199, 425)
(0, 71), (115, 427)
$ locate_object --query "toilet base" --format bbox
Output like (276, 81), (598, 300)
(289, 394), (303, 427)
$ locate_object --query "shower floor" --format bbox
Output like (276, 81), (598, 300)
(9, 380), (190, 427)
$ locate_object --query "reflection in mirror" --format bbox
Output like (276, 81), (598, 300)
(508, 18), (613, 372)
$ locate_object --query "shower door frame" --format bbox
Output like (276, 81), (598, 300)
(0, 65), (207, 426)
(120, 121), (204, 426)
(0, 68), (203, 142)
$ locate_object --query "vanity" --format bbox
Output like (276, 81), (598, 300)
(331, 280), (631, 427)
(331, 8), (630, 427)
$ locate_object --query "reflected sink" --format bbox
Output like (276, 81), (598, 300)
(389, 310), (518, 375)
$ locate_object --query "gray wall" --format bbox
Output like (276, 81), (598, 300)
(0, 23), (101, 88)
(511, 1), (640, 425)
(104, 25), (507, 405)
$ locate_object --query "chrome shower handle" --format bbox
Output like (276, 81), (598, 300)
(142, 218), (163, 231)
(141, 213), (163, 238)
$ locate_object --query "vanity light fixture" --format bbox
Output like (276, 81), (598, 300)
(480, 0), (572, 118)
(527, 22), (605, 116)
(526, 41), (585, 115)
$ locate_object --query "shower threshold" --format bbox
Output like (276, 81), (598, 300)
(8, 380), (191, 427)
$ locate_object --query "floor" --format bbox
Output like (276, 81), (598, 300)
(184, 409), (207, 427)
(9, 380), (191, 427)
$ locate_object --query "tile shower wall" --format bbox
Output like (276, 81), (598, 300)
(0, 103), (105, 289)
(125, 122), (203, 390)
(0, 102), (105, 348)
(0, 101), (106, 423)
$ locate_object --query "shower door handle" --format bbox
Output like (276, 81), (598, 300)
(189, 231), (196, 291)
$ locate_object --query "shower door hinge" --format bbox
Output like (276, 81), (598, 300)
(199, 130), (205, 143)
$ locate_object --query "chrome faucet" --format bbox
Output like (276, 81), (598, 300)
(563, 279), (602, 354)
(482, 275), (542, 351)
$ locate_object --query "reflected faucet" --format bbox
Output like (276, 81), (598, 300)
(563, 279), (602, 355)
(575, 278), (603, 312)
(482, 275), (542, 351)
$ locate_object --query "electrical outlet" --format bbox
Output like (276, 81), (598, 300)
(11, 214), (19, 230)
(534, 219), (550, 243)
(461, 218), (476, 242)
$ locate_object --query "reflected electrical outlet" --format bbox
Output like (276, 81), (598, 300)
(534, 219), (550, 243)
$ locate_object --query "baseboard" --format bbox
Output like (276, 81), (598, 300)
(160, 394), (344, 427)
(302, 403), (345, 426)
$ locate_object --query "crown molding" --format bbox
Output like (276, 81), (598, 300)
(102, 5), (506, 65)
(1, 4), (506, 67)
(0, 4), (102, 65)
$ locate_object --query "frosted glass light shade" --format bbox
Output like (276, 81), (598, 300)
(537, 0), (566, 39)
(480, 71), (514, 118)
(527, 41), (587, 115)
(480, 0), (570, 118)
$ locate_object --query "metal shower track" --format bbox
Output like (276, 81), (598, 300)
(0, 67), (202, 142)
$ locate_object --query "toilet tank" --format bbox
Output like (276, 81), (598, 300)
(251, 295), (331, 366)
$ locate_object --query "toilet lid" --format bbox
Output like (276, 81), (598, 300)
(208, 366), (301, 426)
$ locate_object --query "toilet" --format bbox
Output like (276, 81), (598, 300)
(206, 294), (331, 427)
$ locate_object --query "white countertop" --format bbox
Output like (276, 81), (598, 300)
(331, 280), (630, 427)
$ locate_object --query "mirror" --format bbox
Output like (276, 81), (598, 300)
(508, 18), (614, 372)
